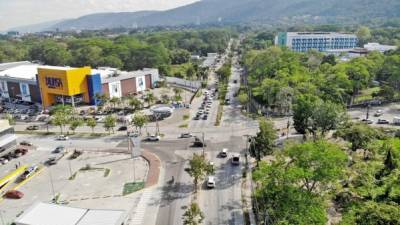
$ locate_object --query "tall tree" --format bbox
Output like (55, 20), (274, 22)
(131, 113), (148, 135)
(249, 118), (276, 164)
(186, 154), (213, 192)
(104, 115), (116, 134)
(86, 117), (97, 134)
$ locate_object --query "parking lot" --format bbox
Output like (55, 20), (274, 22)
(347, 102), (400, 128)
(0, 147), (148, 224)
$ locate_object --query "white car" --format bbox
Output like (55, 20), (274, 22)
(146, 135), (160, 141)
(231, 153), (240, 165)
(220, 148), (228, 158)
(57, 135), (69, 141)
(206, 176), (216, 188)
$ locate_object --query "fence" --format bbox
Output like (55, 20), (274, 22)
(165, 77), (201, 91)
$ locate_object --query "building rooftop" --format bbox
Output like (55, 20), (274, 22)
(0, 64), (40, 80)
(38, 65), (77, 71)
(98, 68), (158, 84)
(286, 32), (356, 37)
(14, 202), (125, 225)
(0, 61), (35, 72)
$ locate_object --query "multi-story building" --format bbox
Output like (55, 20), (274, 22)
(0, 62), (160, 109)
(275, 32), (358, 52)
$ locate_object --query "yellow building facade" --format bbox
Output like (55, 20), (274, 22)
(37, 66), (92, 108)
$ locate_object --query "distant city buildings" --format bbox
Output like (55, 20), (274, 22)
(0, 62), (160, 109)
(275, 32), (358, 52)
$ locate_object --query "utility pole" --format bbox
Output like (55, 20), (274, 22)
(48, 167), (56, 201)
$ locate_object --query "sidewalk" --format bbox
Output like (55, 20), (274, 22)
(142, 150), (161, 188)
(243, 158), (257, 225)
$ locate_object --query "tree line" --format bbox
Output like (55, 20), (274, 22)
(0, 29), (233, 77)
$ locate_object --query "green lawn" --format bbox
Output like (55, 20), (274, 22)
(354, 87), (380, 103)
(123, 182), (145, 196)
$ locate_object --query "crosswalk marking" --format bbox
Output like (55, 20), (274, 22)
(129, 189), (153, 225)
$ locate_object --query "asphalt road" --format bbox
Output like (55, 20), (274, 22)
(143, 45), (252, 225)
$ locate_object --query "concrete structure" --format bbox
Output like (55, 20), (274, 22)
(0, 62), (160, 108)
(364, 42), (398, 53)
(96, 67), (159, 99)
(0, 119), (16, 151)
(14, 202), (127, 225)
(275, 32), (358, 52)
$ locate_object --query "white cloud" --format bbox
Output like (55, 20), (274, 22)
(0, 0), (199, 31)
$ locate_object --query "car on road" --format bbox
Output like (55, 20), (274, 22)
(26, 125), (39, 130)
(220, 148), (228, 158)
(20, 141), (33, 146)
(193, 115), (200, 120)
(20, 166), (38, 180)
(206, 176), (216, 188)
(5, 190), (24, 199)
(193, 137), (206, 147)
(231, 153), (240, 165)
(374, 110), (383, 117)
(145, 135), (160, 142)
(52, 146), (65, 154)
(361, 119), (374, 124)
(180, 133), (193, 138)
(15, 148), (28, 156)
(377, 119), (390, 124)
(202, 115), (208, 120)
(118, 126), (128, 131)
(0, 158), (9, 165)
(56, 135), (69, 141)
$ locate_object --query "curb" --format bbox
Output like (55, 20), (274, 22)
(141, 150), (161, 188)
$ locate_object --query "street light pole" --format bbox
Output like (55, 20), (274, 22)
(48, 167), (56, 201)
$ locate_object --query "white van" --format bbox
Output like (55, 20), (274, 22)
(207, 176), (216, 188)
(231, 153), (240, 165)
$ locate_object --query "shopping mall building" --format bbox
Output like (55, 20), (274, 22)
(0, 62), (159, 109)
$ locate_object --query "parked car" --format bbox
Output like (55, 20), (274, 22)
(219, 148), (228, 158)
(377, 119), (390, 124)
(26, 125), (39, 130)
(4, 190), (24, 199)
(374, 110), (383, 117)
(180, 133), (193, 138)
(56, 135), (69, 141)
(361, 119), (374, 124)
(206, 176), (216, 188)
(145, 135), (160, 142)
(118, 126), (128, 131)
(15, 148), (28, 155)
(69, 150), (82, 159)
(0, 158), (9, 165)
(20, 141), (33, 146)
(52, 146), (65, 154)
(45, 157), (57, 166)
(0, 147), (5, 153)
(20, 166), (38, 180)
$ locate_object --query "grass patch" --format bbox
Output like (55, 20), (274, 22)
(195, 91), (202, 98)
(104, 168), (111, 177)
(123, 182), (145, 196)
(179, 123), (189, 128)
(183, 114), (190, 120)
(215, 105), (224, 126)
(354, 87), (380, 103)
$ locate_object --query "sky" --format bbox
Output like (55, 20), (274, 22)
(0, 0), (199, 31)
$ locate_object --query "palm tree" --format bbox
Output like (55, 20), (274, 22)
(109, 97), (120, 109)
(128, 96), (143, 112)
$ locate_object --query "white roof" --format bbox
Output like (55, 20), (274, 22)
(0, 64), (40, 80)
(15, 202), (125, 225)
(38, 65), (77, 71)
(0, 61), (34, 72)
(98, 68), (158, 84)
(76, 209), (125, 225)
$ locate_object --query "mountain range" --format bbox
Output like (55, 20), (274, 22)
(12, 0), (400, 32)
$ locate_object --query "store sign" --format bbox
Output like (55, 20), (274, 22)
(45, 77), (63, 89)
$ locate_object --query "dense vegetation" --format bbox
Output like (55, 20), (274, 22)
(244, 28), (400, 225)
(0, 29), (232, 78)
(243, 45), (400, 117)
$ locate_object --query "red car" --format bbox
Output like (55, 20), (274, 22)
(5, 190), (24, 199)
